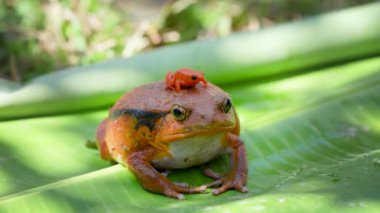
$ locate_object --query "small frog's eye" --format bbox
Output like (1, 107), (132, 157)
(219, 98), (232, 113)
(191, 75), (197, 80)
(171, 105), (188, 121)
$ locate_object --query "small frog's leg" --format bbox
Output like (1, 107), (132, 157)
(206, 133), (248, 195)
(200, 78), (208, 88)
(127, 146), (206, 200)
(201, 165), (224, 180)
(175, 80), (184, 92)
(167, 84), (175, 90)
(165, 71), (175, 90)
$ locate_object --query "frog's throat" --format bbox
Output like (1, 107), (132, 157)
(156, 125), (234, 143)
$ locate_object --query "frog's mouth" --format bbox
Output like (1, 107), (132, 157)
(157, 124), (235, 143)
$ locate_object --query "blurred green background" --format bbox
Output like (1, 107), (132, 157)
(0, 0), (376, 83)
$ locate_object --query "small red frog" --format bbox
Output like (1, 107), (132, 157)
(166, 68), (207, 92)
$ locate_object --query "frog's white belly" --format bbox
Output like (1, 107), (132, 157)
(152, 132), (227, 169)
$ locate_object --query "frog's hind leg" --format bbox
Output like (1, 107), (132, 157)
(175, 80), (184, 92)
(165, 71), (175, 90)
(127, 146), (206, 200)
(96, 119), (112, 161)
(86, 137), (117, 165)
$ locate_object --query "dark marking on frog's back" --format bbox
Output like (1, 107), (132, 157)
(111, 109), (168, 131)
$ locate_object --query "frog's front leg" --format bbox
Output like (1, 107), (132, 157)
(206, 133), (248, 195)
(174, 80), (184, 92)
(126, 146), (206, 200)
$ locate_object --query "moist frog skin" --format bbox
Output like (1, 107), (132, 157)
(96, 72), (248, 200)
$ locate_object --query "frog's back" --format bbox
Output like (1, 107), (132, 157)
(112, 81), (227, 113)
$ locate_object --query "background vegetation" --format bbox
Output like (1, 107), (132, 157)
(0, 0), (376, 82)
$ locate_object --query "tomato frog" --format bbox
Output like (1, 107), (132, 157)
(96, 72), (247, 199)
(166, 68), (207, 92)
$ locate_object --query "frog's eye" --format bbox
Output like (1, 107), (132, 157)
(171, 105), (188, 121)
(191, 75), (197, 80)
(219, 98), (232, 113)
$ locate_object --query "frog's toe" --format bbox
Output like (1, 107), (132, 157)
(175, 184), (207, 194)
(163, 189), (185, 200)
(212, 182), (248, 195)
(208, 176), (248, 195)
(201, 165), (224, 180)
(205, 179), (223, 188)
(212, 185), (229, 195)
(238, 185), (249, 193)
(176, 194), (185, 200)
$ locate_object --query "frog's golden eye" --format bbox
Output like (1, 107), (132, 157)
(219, 98), (232, 113)
(171, 105), (188, 121)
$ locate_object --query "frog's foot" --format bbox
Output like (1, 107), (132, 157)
(203, 133), (248, 196)
(206, 173), (248, 195)
(127, 147), (207, 200)
(202, 166), (248, 195)
(159, 170), (207, 198)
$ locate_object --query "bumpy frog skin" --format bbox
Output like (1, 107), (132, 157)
(96, 80), (248, 199)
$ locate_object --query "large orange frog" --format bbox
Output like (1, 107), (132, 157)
(96, 77), (248, 200)
(166, 68), (207, 92)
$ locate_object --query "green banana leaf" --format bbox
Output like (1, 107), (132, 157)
(0, 56), (379, 212)
(1, 2), (380, 212)
(1, 2), (380, 120)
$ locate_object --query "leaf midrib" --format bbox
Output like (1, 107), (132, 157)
(0, 166), (124, 203)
